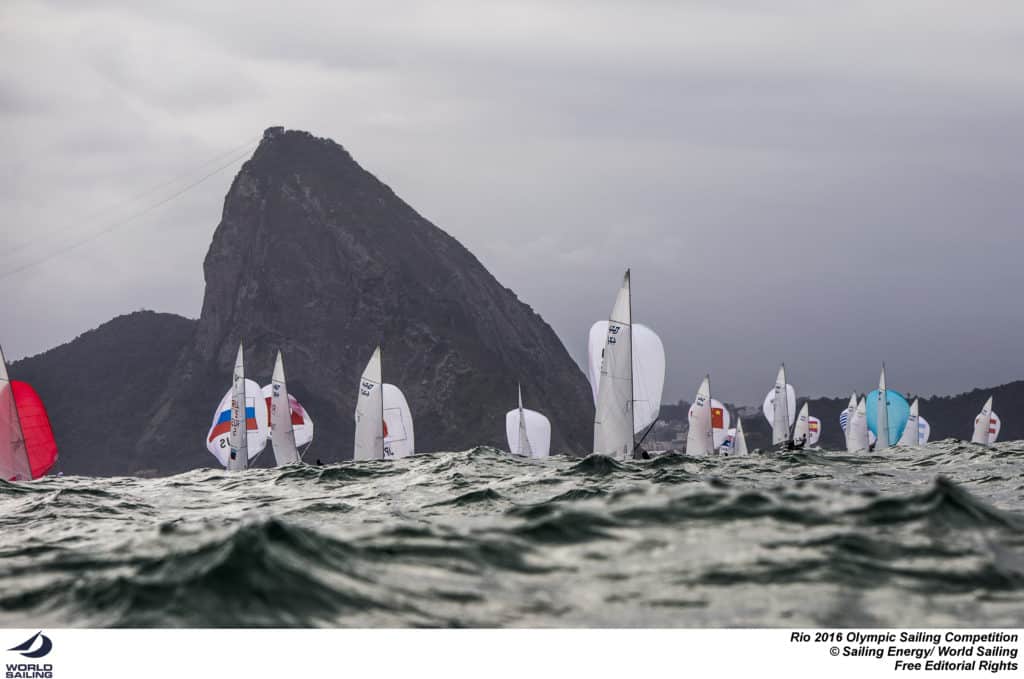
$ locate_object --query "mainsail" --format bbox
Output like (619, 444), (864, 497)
(876, 365), (889, 450)
(587, 321), (665, 433)
(0, 345), (58, 481)
(732, 418), (749, 456)
(382, 383), (415, 458)
(505, 385), (552, 458)
(686, 375), (714, 457)
(593, 270), (634, 458)
(228, 343), (259, 470)
(354, 347), (385, 460)
(264, 351), (304, 465)
(764, 364), (795, 446)
(898, 398), (920, 447)
(792, 403), (810, 447)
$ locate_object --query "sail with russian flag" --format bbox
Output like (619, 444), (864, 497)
(206, 343), (268, 468)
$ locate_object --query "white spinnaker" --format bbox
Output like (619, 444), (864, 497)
(899, 398), (920, 447)
(593, 270), (634, 458)
(807, 416), (821, 447)
(842, 393), (857, 452)
(918, 416), (931, 444)
(206, 378), (269, 468)
(382, 383), (415, 458)
(505, 388), (552, 458)
(686, 375), (714, 457)
(848, 397), (870, 452)
(587, 321), (665, 433)
(792, 403), (810, 446)
(354, 347), (384, 460)
(876, 365), (890, 450)
(763, 365), (796, 446)
(0, 345), (31, 481)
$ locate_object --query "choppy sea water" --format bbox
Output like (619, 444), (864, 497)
(1, 442), (1022, 628)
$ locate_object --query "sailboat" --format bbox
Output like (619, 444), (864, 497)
(722, 418), (749, 456)
(587, 320), (665, 442)
(0, 344), (59, 481)
(875, 365), (890, 450)
(686, 375), (714, 457)
(206, 343), (269, 470)
(593, 270), (635, 459)
(971, 396), (1001, 446)
(792, 403), (810, 448)
(505, 385), (552, 458)
(898, 398), (921, 447)
(846, 397), (870, 452)
(261, 351), (314, 465)
(762, 364), (796, 448)
(865, 365), (909, 450)
(354, 346), (415, 460)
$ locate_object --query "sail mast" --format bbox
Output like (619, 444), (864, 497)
(227, 342), (248, 471)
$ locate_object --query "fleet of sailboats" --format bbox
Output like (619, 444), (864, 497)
(1, 268), (1016, 480)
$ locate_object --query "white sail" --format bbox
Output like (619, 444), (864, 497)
(587, 321), (665, 433)
(918, 415), (931, 444)
(807, 416), (821, 447)
(505, 386), (552, 458)
(733, 418), (749, 456)
(848, 397), (870, 452)
(841, 392), (857, 452)
(971, 396), (999, 446)
(206, 377), (269, 468)
(686, 375), (714, 457)
(267, 351), (302, 465)
(0, 345), (31, 481)
(354, 346), (384, 460)
(709, 399), (731, 449)
(899, 398), (920, 447)
(382, 383), (415, 458)
(593, 270), (634, 458)
(227, 343), (249, 471)
(876, 364), (890, 450)
(764, 365), (796, 446)
(792, 403), (810, 447)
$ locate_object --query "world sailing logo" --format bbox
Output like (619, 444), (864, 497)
(7, 633), (51, 659)
(6, 631), (54, 679)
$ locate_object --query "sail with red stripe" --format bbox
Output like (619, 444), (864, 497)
(0, 346), (58, 481)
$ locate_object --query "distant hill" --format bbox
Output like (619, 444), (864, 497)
(11, 311), (196, 475)
(11, 127), (594, 476)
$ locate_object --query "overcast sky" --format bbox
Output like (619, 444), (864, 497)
(2, 0), (1023, 404)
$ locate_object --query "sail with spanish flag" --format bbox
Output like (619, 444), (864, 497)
(0, 344), (59, 481)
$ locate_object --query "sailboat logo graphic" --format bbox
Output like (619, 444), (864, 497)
(8, 631), (53, 658)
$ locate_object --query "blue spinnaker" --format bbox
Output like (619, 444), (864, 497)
(865, 389), (910, 444)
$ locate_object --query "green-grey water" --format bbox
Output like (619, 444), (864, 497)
(1, 441), (1022, 627)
